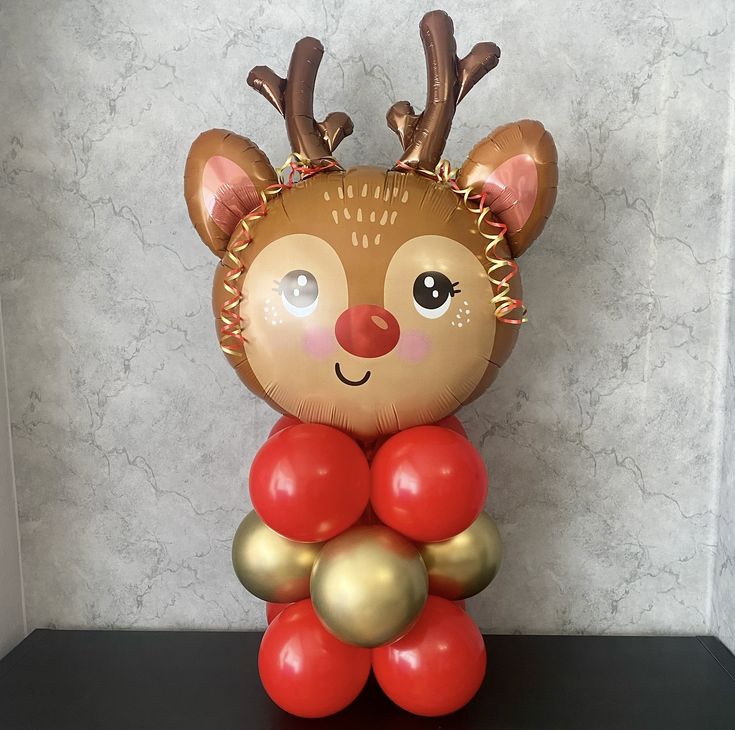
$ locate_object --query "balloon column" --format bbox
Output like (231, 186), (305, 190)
(183, 10), (557, 719)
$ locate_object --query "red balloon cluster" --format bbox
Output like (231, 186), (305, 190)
(260, 596), (485, 719)
(253, 416), (490, 718)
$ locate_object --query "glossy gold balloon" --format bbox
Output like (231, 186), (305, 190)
(310, 525), (428, 648)
(232, 511), (323, 603)
(419, 511), (502, 600)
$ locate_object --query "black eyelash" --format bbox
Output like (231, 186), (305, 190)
(451, 281), (461, 296)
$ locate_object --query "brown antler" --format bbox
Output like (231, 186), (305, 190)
(388, 11), (500, 170)
(247, 37), (353, 162)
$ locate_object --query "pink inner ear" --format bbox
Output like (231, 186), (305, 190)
(202, 155), (260, 235)
(481, 154), (538, 235)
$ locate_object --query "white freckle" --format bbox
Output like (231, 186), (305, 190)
(380, 210), (388, 225)
(337, 187), (344, 199)
(401, 190), (409, 203)
(271, 319), (277, 324)
(357, 207), (363, 222)
(332, 210), (339, 224)
(463, 300), (468, 306)
(392, 188), (398, 197)
(323, 191), (330, 201)
(451, 321), (456, 326)
(352, 231), (359, 246)
(266, 299), (271, 304)
(347, 185), (354, 198)
(374, 186), (380, 199)
(344, 208), (351, 220)
(361, 183), (368, 197)
(383, 188), (391, 201)
(362, 234), (369, 249)
(424, 275), (435, 288)
(390, 211), (398, 224)
(370, 211), (376, 222)
(374, 233), (381, 245)
(467, 319), (470, 323)
(458, 323), (463, 328)
(456, 313), (461, 319)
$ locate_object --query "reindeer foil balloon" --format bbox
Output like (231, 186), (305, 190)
(184, 11), (556, 720)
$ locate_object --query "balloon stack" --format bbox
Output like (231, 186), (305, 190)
(183, 9), (557, 719)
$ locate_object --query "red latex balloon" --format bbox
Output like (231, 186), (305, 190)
(269, 415), (301, 438)
(434, 414), (467, 438)
(265, 601), (293, 624)
(250, 424), (370, 542)
(372, 596), (486, 717)
(371, 426), (487, 542)
(259, 600), (371, 718)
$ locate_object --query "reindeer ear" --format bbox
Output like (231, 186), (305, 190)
(184, 129), (278, 257)
(457, 120), (557, 258)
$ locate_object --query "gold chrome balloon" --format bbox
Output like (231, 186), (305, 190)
(232, 511), (323, 602)
(310, 525), (428, 648)
(419, 511), (502, 600)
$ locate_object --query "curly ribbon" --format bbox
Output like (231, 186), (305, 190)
(219, 153), (525, 357)
(219, 154), (342, 356)
(396, 159), (527, 325)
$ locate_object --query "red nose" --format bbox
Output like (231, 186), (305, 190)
(335, 305), (400, 358)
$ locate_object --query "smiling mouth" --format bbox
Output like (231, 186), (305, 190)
(335, 362), (371, 387)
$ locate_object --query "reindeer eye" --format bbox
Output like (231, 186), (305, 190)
(279, 269), (319, 317)
(412, 271), (459, 319)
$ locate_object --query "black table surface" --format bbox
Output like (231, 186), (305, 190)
(1, 630), (734, 729)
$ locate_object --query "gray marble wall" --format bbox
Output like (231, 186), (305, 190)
(1, 0), (734, 638)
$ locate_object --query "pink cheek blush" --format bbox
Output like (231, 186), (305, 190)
(302, 327), (338, 359)
(398, 330), (431, 363)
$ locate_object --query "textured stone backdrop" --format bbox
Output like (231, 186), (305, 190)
(0, 0), (733, 642)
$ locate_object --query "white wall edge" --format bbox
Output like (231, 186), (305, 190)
(0, 300), (26, 658)
(708, 44), (735, 642)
